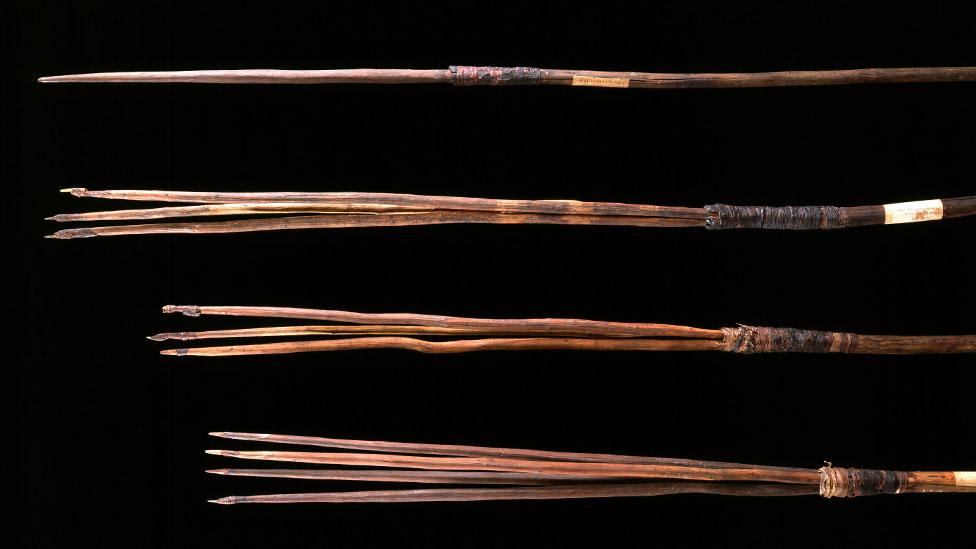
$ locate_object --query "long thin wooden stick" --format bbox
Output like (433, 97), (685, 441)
(208, 432), (810, 472)
(204, 450), (820, 484)
(46, 212), (700, 239)
(148, 324), (685, 341)
(207, 468), (613, 485)
(37, 66), (976, 88)
(208, 482), (820, 505)
(56, 188), (699, 217)
(162, 337), (723, 356)
(159, 305), (721, 339)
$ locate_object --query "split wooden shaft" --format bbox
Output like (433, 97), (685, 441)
(57, 188), (700, 218)
(47, 190), (976, 238)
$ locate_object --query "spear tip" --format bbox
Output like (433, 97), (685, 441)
(208, 497), (235, 505)
(60, 187), (87, 195)
(148, 332), (187, 341)
(206, 469), (229, 475)
(45, 229), (94, 239)
(160, 348), (189, 356)
(205, 449), (227, 456)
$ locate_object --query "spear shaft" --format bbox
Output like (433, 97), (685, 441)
(38, 66), (976, 88)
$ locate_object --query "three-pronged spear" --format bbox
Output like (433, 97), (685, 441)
(37, 65), (976, 88)
(46, 188), (975, 238)
(152, 305), (976, 356)
(204, 432), (976, 504)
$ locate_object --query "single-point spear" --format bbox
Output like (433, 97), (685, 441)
(45, 188), (976, 238)
(37, 65), (976, 88)
(152, 305), (976, 356)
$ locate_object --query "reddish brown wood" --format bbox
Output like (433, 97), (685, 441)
(154, 307), (974, 356)
(58, 188), (700, 218)
(45, 212), (701, 239)
(39, 66), (976, 87)
(204, 435), (975, 503)
(161, 336), (724, 356)
(160, 305), (723, 339)
(48, 189), (975, 237)
(209, 482), (819, 505)
(208, 431), (811, 473)
(206, 468), (609, 485)
(205, 450), (821, 484)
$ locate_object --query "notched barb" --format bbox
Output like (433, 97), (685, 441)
(162, 305), (201, 316)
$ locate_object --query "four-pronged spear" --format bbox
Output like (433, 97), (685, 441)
(45, 188), (976, 238)
(152, 305), (976, 356)
(37, 65), (976, 88)
(203, 432), (976, 504)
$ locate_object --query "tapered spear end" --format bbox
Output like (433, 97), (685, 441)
(160, 348), (189, 356)
(148, 332), (189, 341)
(209, 431), (269, 440)
(45, 228), (97, 239)
(208, 497), (237, 505)
(39, 74), (118, 84)
(162, 305), (201, 316)
(60, 187), (88, 196)
(206, 469), (229, 475)
(206, 449), (229, 456)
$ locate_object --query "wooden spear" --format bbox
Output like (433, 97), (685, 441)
(37, 66), (976, 88)
(153, 305), (976, 356)
(46, 189), (975, 238)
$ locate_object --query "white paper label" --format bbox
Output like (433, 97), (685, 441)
(572, 75), (630, 88)
(883, 199), (944, 224)
(955, 471), (976, 487)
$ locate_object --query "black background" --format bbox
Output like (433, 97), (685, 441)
(9, 1), (975, 547)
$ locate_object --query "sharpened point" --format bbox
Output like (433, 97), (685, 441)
(206, 469), (228, 475)
(205, 449), (226, 456)
(208, 498), (234, 505)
